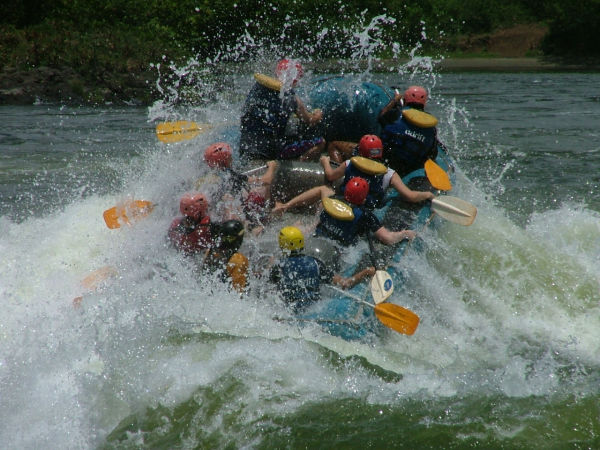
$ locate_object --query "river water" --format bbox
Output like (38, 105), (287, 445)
(1, 71), (599, 448)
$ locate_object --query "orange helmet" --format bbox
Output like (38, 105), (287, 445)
(358, 135), (383, 159)
(179, 192), (208, 220)
(204, 142), (232, 169)
(276, 59), (304, 85)
(344, 177), (369, 205)
(404, 86), (428, 107)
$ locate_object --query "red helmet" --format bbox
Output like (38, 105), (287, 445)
(276, 59), (304, 85)
(180, 192), (208, 220)
(344, 177), (369, 205)
(358, 134), (383, 159)
(404, 86), (428, 107)
(204, 142), (232, 169)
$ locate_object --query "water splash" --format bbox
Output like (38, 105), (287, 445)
(2, 14), (600, 450)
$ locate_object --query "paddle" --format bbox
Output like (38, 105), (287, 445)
(103, 200), (154, 229)
(424, 159), (452, 191)
(103, 166), (271, 230)
(370, 269), (394, 304)
(431, 195), (477, 226)
(330, 285), (419, 336)
(73, 265), (118, 306)
(155, 121), (211, 143)
(366, 233), (394, 304)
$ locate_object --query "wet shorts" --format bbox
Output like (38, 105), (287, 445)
(278, 137), (325, 159)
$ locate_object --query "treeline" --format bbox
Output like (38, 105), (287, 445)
(1, 0), (598, 79)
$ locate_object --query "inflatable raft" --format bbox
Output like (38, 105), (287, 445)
(205, 75), (461, 340)
(243, 75), (456, 340)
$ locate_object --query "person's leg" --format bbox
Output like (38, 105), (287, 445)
(327, 140), (356, 163)
(299, 139), (327, 161)
(279, 137), (325, 160)
(271, 185), (334, 215)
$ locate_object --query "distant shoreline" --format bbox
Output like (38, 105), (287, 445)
(1, 57), (598, 105)
(311, 57), (600, 75)
(435, 57), (599, 72)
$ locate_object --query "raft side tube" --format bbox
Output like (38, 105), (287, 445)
(271, 160), (342, 203)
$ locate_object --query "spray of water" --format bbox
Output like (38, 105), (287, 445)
(1, 12), (598, 449)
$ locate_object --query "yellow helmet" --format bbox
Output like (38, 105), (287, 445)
(278, 226), (304, 252)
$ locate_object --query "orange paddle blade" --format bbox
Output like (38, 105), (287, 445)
(424, 159), (452, 191)
(103, 200), (154, 229)
(374, 303), (420, 335)
(81, 266), (118, 290)
(73, 266), (119, 307)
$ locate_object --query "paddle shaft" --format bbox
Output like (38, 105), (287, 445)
(329, 285), (376, 308)
(241, 165), (268, 176)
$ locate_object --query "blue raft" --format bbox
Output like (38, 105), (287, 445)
(282, 76), (456, 341)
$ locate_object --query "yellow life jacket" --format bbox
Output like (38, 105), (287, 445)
(402, 108), (438, 128)
(226, 252), (249, 293)
(350, 156), (388, 175)
(322, 197), (354, 221)
(254, 73), (282, 92)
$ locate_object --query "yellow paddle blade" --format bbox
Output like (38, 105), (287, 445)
(322, 197), (354, 221)
(103, 200), (154, 229)
(254, 73), (282, 91)
(424, 159), (452, 191)
(155, 121), (211, 143)
(431, 196), (477, 226)
(402, 108), (438, 128)
(374, 303), (420, 336)
(350, 156), (388, 175)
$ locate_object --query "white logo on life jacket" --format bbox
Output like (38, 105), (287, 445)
(405, 129), (426, 142)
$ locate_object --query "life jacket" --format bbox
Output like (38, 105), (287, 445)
(315, 204), (365, 246)
(381, 107), (437, 172)
(203, 232), (248, 293)
(168, 215), (212, 255)
(226, 252), (249, 293)
(341, 160), (387, 209)
(240, 82), (297, 158)
(277, 254), (321, 307)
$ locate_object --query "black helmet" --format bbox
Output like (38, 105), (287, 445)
(218, 220), (245, 250)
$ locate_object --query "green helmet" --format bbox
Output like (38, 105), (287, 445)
(218, 220), (244, 250)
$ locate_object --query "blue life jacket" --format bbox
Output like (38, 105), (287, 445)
(240, 83), (296, 158)
(315, 204), (365, 246)
(341, 162), (386, 209)
(381, 107), (437, 172)
(278, 254), (321, 306)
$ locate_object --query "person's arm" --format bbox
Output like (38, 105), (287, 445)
(378, 91), (402, 125)
(296, 96), (322, 127)
(389, 172), (435, 203)
(332, 266), (376, 289)
(374, 226), (416, 245)
(320, 155), (346, 181)
(248, 160), (278, 186)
